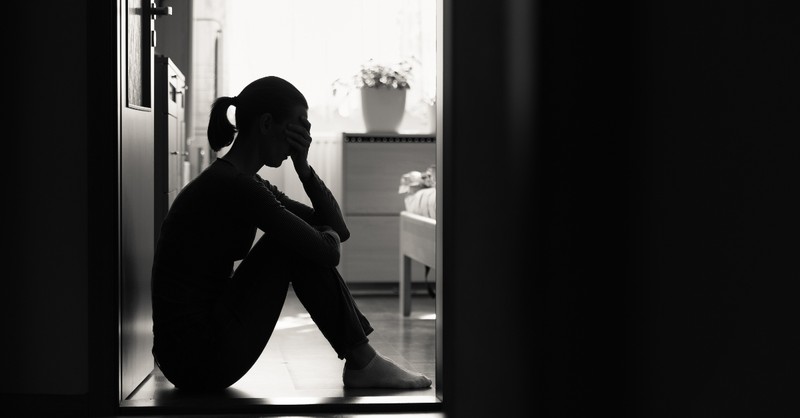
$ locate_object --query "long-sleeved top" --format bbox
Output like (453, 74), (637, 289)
(151, 158), (349, 336)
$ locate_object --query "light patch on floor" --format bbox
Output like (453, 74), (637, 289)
(275, 312), (315, 330)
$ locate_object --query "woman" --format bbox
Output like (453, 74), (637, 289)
(151, 76), (431, 392)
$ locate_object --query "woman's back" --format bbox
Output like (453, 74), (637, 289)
(152, 160), (258, 334)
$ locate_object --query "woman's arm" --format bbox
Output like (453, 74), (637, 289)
(281, 121), (350, 241)
(259, 170), (350, 242)
(237, 176), (344, 267)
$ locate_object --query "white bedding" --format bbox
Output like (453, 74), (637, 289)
(404, 187), (436, 219)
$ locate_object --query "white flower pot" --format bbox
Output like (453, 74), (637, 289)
(361, 87), (407, 133)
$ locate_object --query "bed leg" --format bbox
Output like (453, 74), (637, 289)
(400, 254), (412, 316)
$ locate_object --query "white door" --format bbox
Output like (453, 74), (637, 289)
(119, 0), (167, 400)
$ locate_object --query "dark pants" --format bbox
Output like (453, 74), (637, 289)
(153, 234), (373, 392)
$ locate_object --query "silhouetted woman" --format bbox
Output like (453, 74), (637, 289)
(151, 76), (431, 392)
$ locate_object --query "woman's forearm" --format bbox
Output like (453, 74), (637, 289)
(301, 166), (350, 241)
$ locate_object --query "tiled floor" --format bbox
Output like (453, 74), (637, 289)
(124, 284), (438, 414)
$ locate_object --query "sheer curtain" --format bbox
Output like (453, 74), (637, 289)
(220, 0), (436, 201)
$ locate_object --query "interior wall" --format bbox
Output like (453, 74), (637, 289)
(441, 0), (536, 415)
(5, 1), (89, 396)
(623, 2), (799, 415)
(190, 1), (229, 181)
(443, 0), (799, 417)
(153, 0), (192, 76)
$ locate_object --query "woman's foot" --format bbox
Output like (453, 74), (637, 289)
(343, 352), (432, 389)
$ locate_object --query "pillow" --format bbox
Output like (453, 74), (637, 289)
(399, 164), (437, 218)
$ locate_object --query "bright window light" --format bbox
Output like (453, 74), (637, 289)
(223, 0), (436, 135)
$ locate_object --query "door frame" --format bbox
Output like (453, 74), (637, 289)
(102, 0), (452, 414)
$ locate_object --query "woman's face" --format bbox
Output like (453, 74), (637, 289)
(261, 105), (309, 167)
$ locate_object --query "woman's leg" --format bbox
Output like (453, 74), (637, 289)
(185, 231), (430, 391)
(193, 238), (291, 390)
(289, 256), (432, 389)
(200, 232), (374, 389)
(288, 257), (374, 359)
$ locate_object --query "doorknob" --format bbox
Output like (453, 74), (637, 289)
(150, 3), (172, 18)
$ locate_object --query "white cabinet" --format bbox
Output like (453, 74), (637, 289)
(339, 133), (436, 283)
(154, 55), (187, 243)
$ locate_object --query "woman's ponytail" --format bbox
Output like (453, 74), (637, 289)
(207, 96), (238, 151)
(207, 77), (308, 152)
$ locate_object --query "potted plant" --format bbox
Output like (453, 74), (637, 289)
(333, 59), (413, 133)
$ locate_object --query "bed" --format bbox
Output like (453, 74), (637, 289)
(398, 169), (437, 316)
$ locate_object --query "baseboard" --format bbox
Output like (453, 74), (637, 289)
(344, 281), (437, 296)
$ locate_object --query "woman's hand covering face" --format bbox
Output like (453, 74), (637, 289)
(285, 119), (312, 177)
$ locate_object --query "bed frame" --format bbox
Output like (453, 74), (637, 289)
(399, 210), (437, 316)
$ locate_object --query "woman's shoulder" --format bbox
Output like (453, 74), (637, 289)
(190, 160), (281, 200)
(179, 160), (251, 197)
(202, 160), (256, 184)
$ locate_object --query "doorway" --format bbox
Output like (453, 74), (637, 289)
(117, 0), (446, 413)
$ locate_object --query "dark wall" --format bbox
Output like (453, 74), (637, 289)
(5, 2), (90, 396)
(5, 3), (118, 416)
(444, 0), (798, 417)
(441, 0), (536, 416)
(626, 2), (799, 415)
